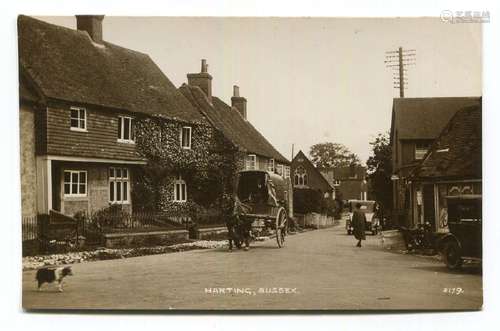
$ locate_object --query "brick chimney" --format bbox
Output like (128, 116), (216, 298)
(76, 15), (105, 44)
(187, 59), (213, 102)
(231, 85), (247, 119)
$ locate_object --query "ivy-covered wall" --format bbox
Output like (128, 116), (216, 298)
(132, 115), (240, 219)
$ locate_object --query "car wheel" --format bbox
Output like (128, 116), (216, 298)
(443, 241), (463, 270)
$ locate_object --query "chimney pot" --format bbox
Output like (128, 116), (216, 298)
(187, 59), (213, 102)
(233, 85), (240, 97)
(231, 86), (247, 119)
(201, 59), (208, 73)
(76, 15), (105, 44)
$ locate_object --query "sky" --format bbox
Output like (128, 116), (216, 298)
(38, 16), (481, 163)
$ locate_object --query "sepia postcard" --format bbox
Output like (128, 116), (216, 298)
(19, 15), (482, 310)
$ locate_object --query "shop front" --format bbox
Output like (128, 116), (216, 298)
(411, 180), (481, 233)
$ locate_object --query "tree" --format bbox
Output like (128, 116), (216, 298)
(366, 132), (392, 212)
(309, 142), (361, 168)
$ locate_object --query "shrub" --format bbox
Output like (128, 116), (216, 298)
(293, 188), (323, 214)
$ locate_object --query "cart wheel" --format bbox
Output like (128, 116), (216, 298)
(443, 241), (463, 270)
(276, 209), (287, 248)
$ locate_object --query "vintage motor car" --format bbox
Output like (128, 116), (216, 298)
(438, 195), (482, 270)
(345, 200), (380, 235)
(233, 170), (290, 248)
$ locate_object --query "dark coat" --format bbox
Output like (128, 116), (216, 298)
(352, 209), (366, 240)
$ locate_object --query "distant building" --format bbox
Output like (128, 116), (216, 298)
(290, 151), (334, 199)
(389, 97), (481, 226)
(320, 166), (368, 201)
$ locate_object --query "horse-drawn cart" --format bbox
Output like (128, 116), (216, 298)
(232, 170), (290, 248)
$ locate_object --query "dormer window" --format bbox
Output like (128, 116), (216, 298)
(118, 116), (134, 143)
(415, 141), (430, 160)
(70, 107), (86, 131)
(181, 126), (192, 149)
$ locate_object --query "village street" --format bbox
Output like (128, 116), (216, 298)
(22, 220), (482, 310)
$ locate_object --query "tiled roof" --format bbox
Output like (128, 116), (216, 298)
(319, 166), (366, 182)
(411, 104), (481, 180)
(179, 84), (289, 164)
(391, 97), (481, 141)
(18, 15), (203, 123)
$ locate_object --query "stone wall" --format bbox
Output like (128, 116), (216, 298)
(196, 226), (228, 240)
(20, 105), (37, 217)
(103, 229), (189, 248)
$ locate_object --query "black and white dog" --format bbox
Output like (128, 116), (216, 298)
(36, 266), (73, 292)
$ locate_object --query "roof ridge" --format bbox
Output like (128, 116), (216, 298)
(19, 15), (151, 58)
(19, 14), (205, 122)
(214, 96), (289, 163)
(394, 96), (481, 101)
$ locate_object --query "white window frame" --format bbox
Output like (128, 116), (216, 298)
(284, 166), (291, 179)
(173, 174), (187, 202)
(246, 154), (257, 170)
(180, 126), (192, 149)
(109, 167), (130, 204)
(117, 116), (135, 144)
(334, 179), (341, 186)
(63, 170), (87, 197)
(70, 107), (87, 132)
(294, 166), (308, 186)
(268, 159), (275, 173)
(415, 142), (429, 160)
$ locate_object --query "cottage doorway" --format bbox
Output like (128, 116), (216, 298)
(422, 184), (435, 228)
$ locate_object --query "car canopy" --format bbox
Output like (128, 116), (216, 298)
(348, 200), (375, 213)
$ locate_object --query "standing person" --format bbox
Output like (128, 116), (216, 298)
(352, 203), (366, 247)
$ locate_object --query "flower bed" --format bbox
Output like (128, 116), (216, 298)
(22, 240), (228, 271)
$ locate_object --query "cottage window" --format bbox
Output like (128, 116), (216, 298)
(294, 166), (308, 186)
(268, 159), (275, 172)
(415, 141), (430, 160)
(284, 166), (291, 179)
(276, 164), (284, 176)
(109, 167), (130, 204)
(180, 126), (192, 149)
(334, 179), (341, 186)
(246, 154), (257, 170)
(173, 175), (187, 202)
(63, 170), (87, 197)
(118, 116), (134, 143)
(70, 107), (86, 131)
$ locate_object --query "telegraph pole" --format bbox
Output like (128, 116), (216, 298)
(385, 47), (416, 98)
